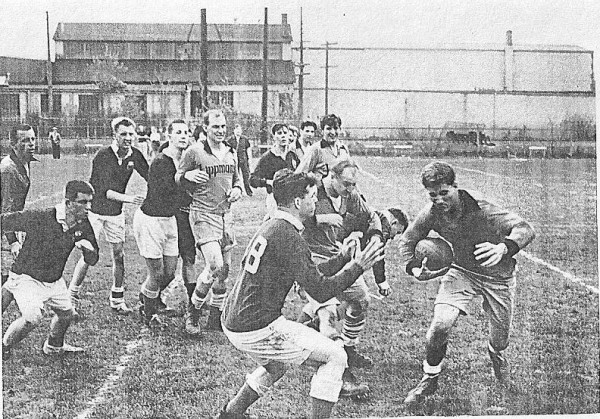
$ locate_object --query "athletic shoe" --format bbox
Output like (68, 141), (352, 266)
(345, 345), (373, 369)
(138, 292), (171, 314)
(206, 306), (223, 331)
(184, 304), (202, 336)
(404, 374), (439, 405)
(340, 369), (369, 398)
(489, 348), (509, 381)
(2, 344), (11, 361)
(216, 404), (249, 418)
(111, 301), (133, 315)
(42, 340), (85, 355)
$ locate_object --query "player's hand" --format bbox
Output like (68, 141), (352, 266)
(411, 257), (449, 281)
(10, 241), (21, 258)
(353, 238), (384, 271)
(75, 239), (95, 251)
(340, 236), (360, 258)
(317, 214), (343, 228)
(131, 195), (145, 205)
(266, 179), (274, 187)
(474, 242), (507, 267)
(184, 169), (209, 184)
(378, 280), (392, 297)
(227, 187), (242, 202)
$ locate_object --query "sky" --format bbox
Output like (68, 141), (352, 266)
(1, 0), (599, 59)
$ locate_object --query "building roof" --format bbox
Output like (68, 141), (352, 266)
(54, 22), (292, 43)
(0, 56), (47, 84)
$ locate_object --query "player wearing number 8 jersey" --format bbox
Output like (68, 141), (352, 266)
(219, 170), (384, 419)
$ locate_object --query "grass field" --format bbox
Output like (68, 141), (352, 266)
(2, 154), (599, 419)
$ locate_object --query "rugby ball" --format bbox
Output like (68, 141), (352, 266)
(414, 237), (453, 270)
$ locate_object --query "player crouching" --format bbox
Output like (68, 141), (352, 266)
(2, 181), (98, 360)
(219, 170), (384, 419)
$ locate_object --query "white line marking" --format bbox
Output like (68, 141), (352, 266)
(360, 165), (598, 295)
(73, 336), (146, 419)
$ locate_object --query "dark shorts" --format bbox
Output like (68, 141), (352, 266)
(175, 209), (196, 264)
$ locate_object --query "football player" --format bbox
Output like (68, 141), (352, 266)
(399, 161), (535, 404)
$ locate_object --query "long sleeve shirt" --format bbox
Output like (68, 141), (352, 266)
(141, 152), (189, 217)
(176, 140), (241, 215)
(294, 139), (350, 180)
(249, 150), (289, 194)
(1, 205), (99, 282)
(1, 149), (36, 244)
(302, 184), (383, 259)
(399, 190), (535, 279)
(222, 210), (364, 333)
(89, 145), (149, 216)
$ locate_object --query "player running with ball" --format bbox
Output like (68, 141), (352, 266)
(399, 161), (535, 404)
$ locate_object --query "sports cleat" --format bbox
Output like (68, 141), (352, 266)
(345, 345), (373, 369)
(206, 306), (223, 331)
(340, 369), (370, 398)
(111, 301), (133, 315)
(216, 404), (250, 419)
(42, 340), (85, 355)
(184, 304), (202, 336)
(489, 348), (509, 381)
(404, 374), (439, 405)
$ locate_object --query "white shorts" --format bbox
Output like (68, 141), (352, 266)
(4, 272), (72, 322)
(88, 211), (125, 244)
(133, 209), (178, 259)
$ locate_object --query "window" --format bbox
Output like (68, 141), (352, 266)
(87, 42), (106, 58)
(64, 42), (85, 58)
(131, 42), (150, 58)
(41, 94), (62, 115)
(0, 94), (20, 120)
(279, 93), (293, 117)
(78, 95), (100, 116)
(237, 43), (261, 60)
(106, 43), (127, 59)
(154, 43), (174, 59)
(208, 43), (234, 60)
(268, 43), (283, 60)
(209, 91), (234, 108)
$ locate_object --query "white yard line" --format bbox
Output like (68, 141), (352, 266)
(73, 337), (146, 419)
(360, 164), (599, 295)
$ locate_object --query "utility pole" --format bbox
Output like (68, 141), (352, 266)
(297, 7), (306, 122)
(46, 11), (53, 115)
(200, 9), (208, 112)
(322, 41), (337, 115)
(261, 7), (269, 146)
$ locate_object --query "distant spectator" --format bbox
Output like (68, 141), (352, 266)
(48, 127), (61, 159)
(226, 124), (253, 196)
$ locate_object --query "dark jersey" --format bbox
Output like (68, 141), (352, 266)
(89, 145), (149, 216)
(141, 152), (189, 217)
(249, 150), (289, 194)
(222, 210), (364, 333)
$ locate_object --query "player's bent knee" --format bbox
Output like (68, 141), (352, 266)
(21, 308), (44, 325)
(246, 366), (278, 397)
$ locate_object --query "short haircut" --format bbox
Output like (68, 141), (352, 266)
(203, 109), (225, 126)
(168, 119), (187, 134)
(320, 114), (342, 130)
(420, 161), (456, 188)
(65, 180), (95, 201)
(271, 123), (288, 135)
(289, 125), (299, 136)
(387, 207), (409, 229)
(300, 120), (318, 131)
(272, 169), (318, 207)
(329, 159), (359, 177)
(192, 124), (206, 141)
(111, 116), (136, 133)
(10, 124), (34, 145)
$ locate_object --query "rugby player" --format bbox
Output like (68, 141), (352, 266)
(226, 124), (253, 196)
(399, 161), (535, 404)
(133, 120), (191, 327)
(219, 169), (384, 419)
(68, 117), (149, 316)
(300, 159), (384, 370)
(295, 114), (349, 182)
(2, 180), (98, 360)
(176, 109), (242, 332)
(1, 124), (37, 312)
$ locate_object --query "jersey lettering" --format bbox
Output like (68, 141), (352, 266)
(244, 235), (268, 274)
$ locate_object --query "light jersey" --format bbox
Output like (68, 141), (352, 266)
(222, 210), (363, 333)
(295, 139), (350, 179)
(177, 140), (242, 215)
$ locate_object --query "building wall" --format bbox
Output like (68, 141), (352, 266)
(301, 88), (595, 138)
